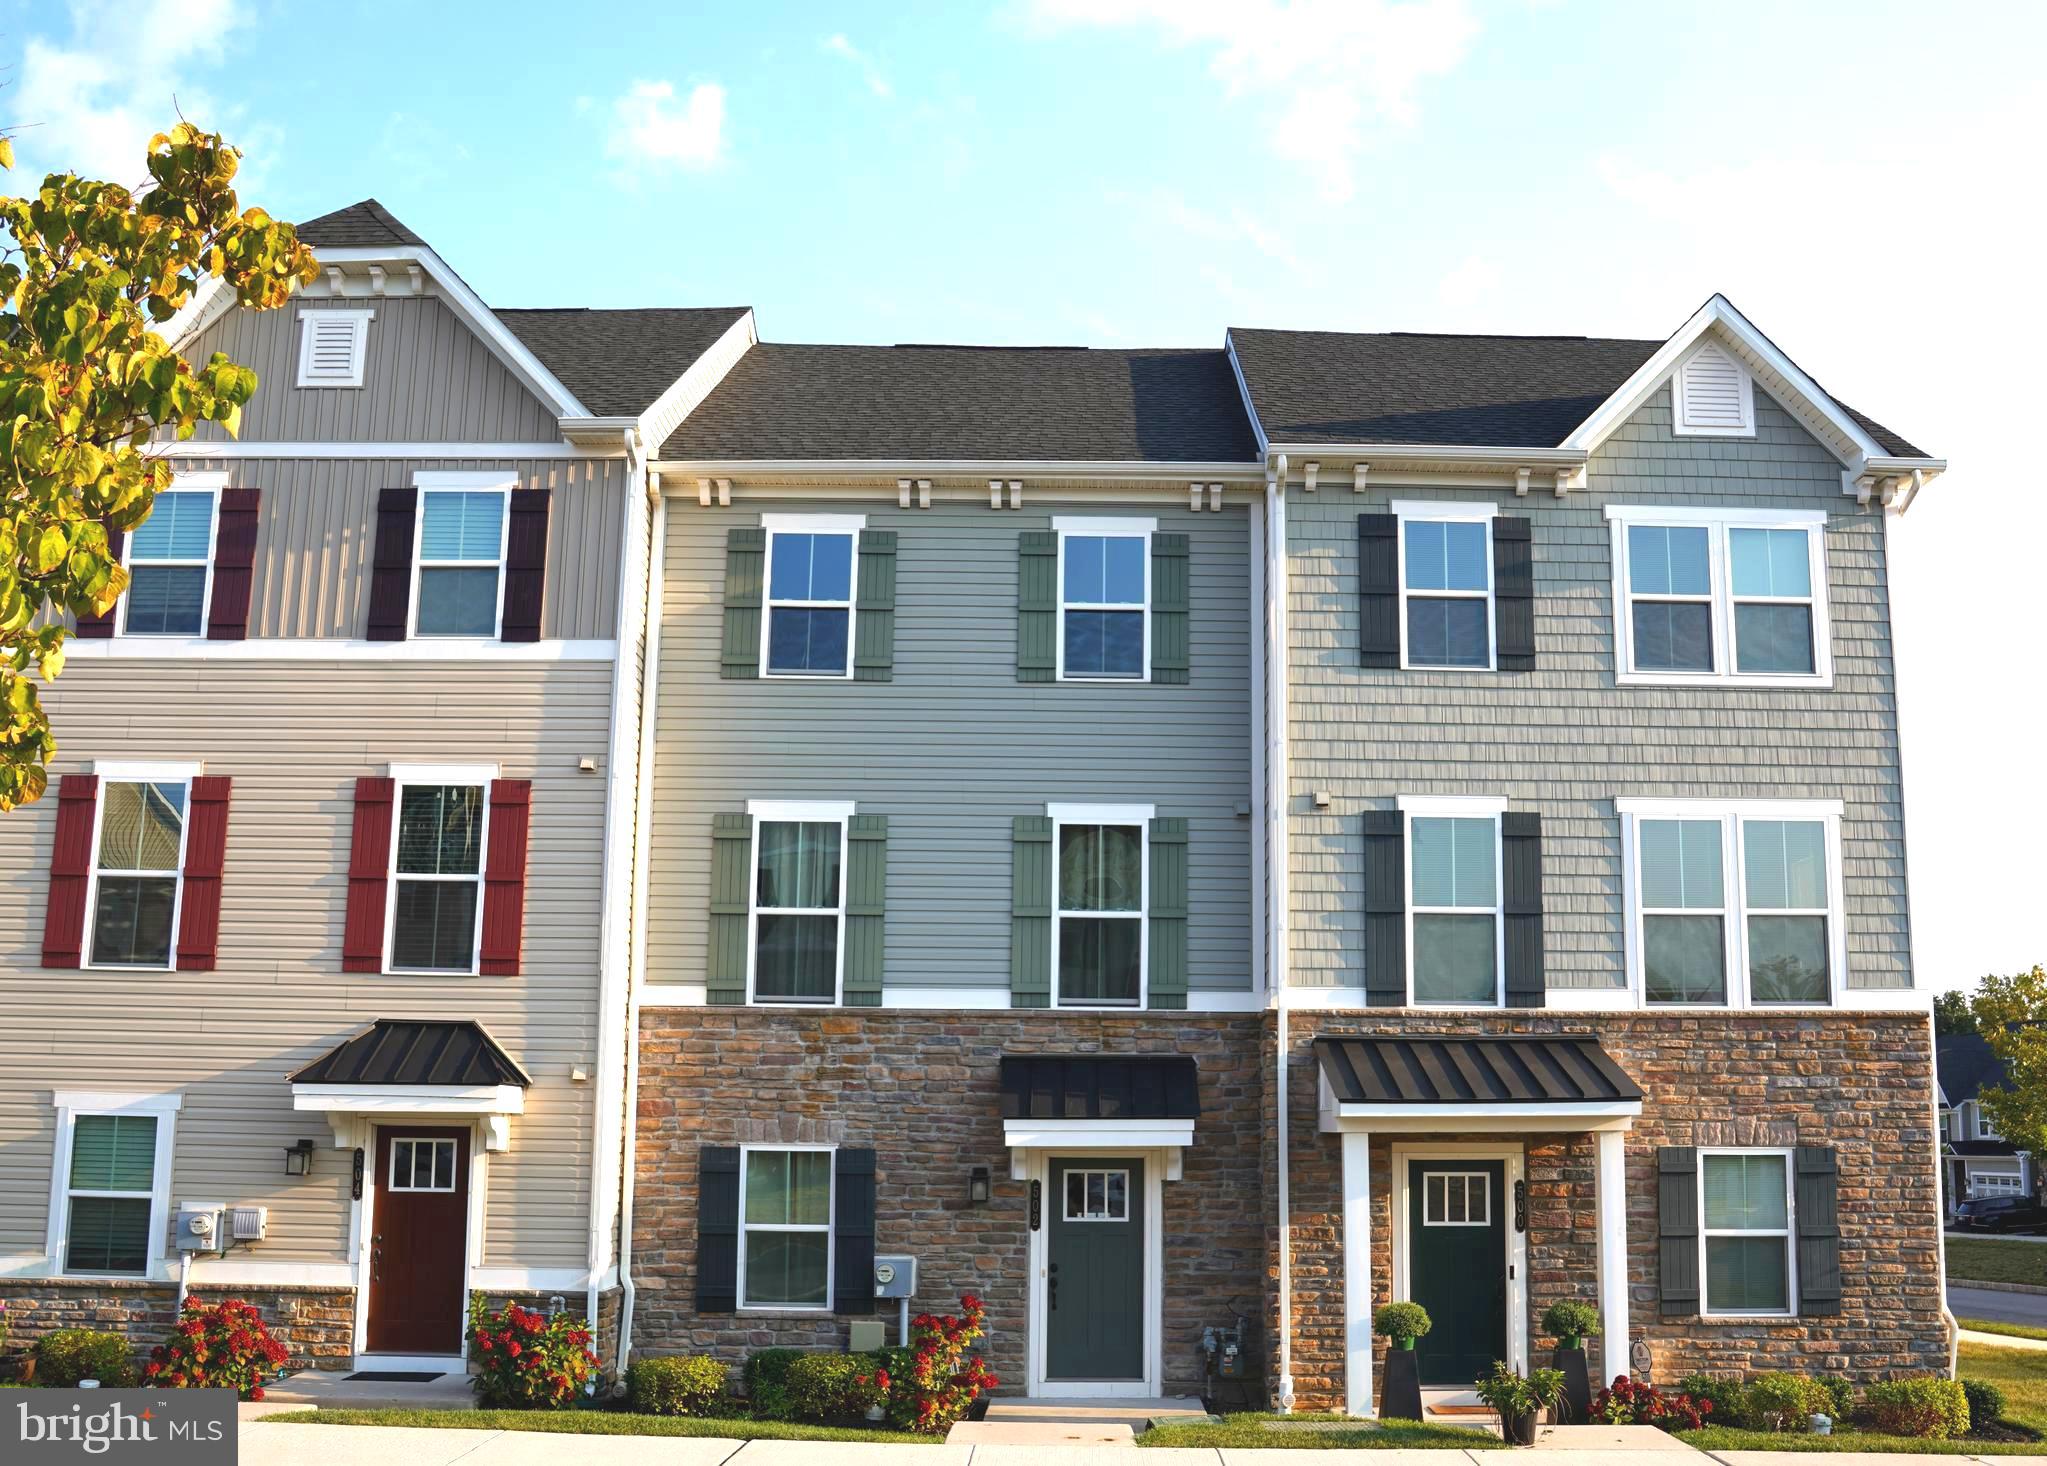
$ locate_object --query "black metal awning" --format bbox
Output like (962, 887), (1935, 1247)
(290, 1020), (531, 1088)
(998, 1055), (1199, 1121)
(1314, 1035), (1642, 1107)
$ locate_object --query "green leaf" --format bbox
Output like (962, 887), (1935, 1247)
(33, 525), (68, 574)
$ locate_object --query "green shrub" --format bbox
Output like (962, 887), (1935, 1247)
(33, 1329), (136, 1388)
(1962, 1378), (2006, 1430)
(1746, 1371), (1830, 1431)
(627, 1355), (727, 1417)
(1816, 1375), (1856, 1422)
(1538, 1300), (1601, 1348)
(1677, 1372), (1752, 1429)
(1866, 1377), (1970, 1439)
(784, 1353), (887, 1422)
(1372, 1301), (1432, 1345)
(743, 1348), (806, 1420)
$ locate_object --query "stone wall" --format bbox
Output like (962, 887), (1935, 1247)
(1273, 1010), (1946, 1412)
(633, 1008), (1266, 1398)
(0, 1279), (354, 1375)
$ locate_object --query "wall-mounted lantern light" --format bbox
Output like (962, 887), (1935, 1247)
(284, 1139), (317, 1178)
(969, 1165), (992, 1205)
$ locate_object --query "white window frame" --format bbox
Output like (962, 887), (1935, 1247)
(296, 308), (375, 388)
(1606, 504), (1832, 689)
(1391, 500), (1495, 672)
(83, 760), (201, 973)
(45, 1090), (182, 1280)
(1422, 1170), (1492, 1227)
(758, 513), (865, 680)
(1049, 801), (1154, 1010)
(1398, 794), (1507, 1009)
(1671, 341), (1756, 437)
(409, 473), (514, 641)
(1697, 1146), (1797, 1320)
(745, 799), (854, 1007)
(382, 762), (499, 978)
(1053, 515), (1155, 684)
(388, 1137), (460, 1193)
(737, 1143), (836, 1313)
(117, 474), (225, 639)
(1061, 1167), (1132, 1223)
(1617, 798), (1847, 1010)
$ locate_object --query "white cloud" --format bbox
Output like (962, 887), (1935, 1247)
(1027, 0), (1477, 201)
(1437, 254), (1500, 310)
(604, 80), (727, 173)
(823, 34), (893, 99)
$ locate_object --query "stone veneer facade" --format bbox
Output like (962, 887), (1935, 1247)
(633, 1008), (1266, 1397)
(1272, 1010), (1947, 1413)
(0, 1279), (355, 1375)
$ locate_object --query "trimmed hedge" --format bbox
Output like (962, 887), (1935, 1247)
(33, 1330), (136, 1388)
(742, 1348), (805, 1421)
(1865, 1377), (1970, 1439)
(626, 1355), (727, 1417)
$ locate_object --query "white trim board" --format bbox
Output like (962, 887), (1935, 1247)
(1020, 1147), (1167, 1399)
(63, 638), (617, 662)
(151, 440), (591, 460)
(635, 984), (1263, 1012)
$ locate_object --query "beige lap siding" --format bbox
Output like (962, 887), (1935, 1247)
(0, 660), (611, 1270)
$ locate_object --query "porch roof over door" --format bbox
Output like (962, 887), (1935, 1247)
(999, 1055), (1199, 1166)
(1315, 1035), (1644, 1133)
(290, 1019), (530, 1151)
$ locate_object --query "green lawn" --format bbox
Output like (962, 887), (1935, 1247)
(263, 1409), (936, 1443)
(1961, 1339), (2047, 1435)
(1137, 1412), (1483, 1449)
(1946, 1236), (2047, 1286)
(1961, 1318), (2047, 1343)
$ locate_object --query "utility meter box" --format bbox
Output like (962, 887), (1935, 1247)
(175, 1208), (224, 1254)
(873, 1254), (917, 1299)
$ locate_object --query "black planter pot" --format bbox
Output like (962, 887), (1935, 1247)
(1551, 1344), (1591, 1423)
(1378, 1346), (1423, 1421)
(1504, 1409), (1539, 1446)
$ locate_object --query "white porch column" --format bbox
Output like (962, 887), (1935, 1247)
(1595, 1129), (1631, 1385)
(1341, 1130), (1373, 1417)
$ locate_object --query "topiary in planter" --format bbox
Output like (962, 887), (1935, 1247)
(1539, 1299), (1601, 1351)
(1372, 1301), (1432, 1350)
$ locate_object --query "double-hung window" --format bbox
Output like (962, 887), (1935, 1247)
(762, 514), (860, 678)
(412, 477), (510, 638)
(386, 765), (492, 974)
(1056, 517), (1152, 681)
(50, 1092), (179, 1278)
(1402, 796), (1504, 1006)
(1620, 799), (1844, 1007)
(747, 801), (850, 1004)
(120, 479), (221, 637)
(739, 1145), (833, 1310)
(1700, 1149), (1794, 1317)
(1608, 506), (1830, 686)
(1395, 504), (1492, 669)
(1051, 803), (1150, 1007)
(86, 764), (197, 970)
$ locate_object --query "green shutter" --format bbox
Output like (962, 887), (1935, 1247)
(719, 527), (765, 679)
(1148, 817), (1189, 1009)
(853, 530), (897, 683)
(1010, 816), (1053, 1006)
(844, 814), (888, 1006)
(1017, 532), (1058, 682)
(707, 813), (752, 1004)
(1150, 533), (1190, 685)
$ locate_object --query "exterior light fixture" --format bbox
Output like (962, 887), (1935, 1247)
(969, 1165), (992, 1205)
(285, 1139), (317, 1177)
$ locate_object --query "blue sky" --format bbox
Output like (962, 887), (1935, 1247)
(9, 0), (2044, 989)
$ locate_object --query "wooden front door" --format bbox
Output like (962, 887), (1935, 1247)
(1408, 1159), (1507, 1387)
(1046, 1157), (1145, 1382)
(367, 1127), (469, 1355)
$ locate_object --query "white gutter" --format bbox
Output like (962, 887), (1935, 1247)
(1265, 452), (1294, 1412)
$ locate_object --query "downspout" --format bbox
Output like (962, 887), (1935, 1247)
(1266, 454), (1294, 1412)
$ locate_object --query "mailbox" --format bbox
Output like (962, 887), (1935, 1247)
(873, 1254), (917, 1299)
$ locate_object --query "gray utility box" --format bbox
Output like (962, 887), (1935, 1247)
(873, 1255), (917, 1299)
(174, 1208), (225, 1253)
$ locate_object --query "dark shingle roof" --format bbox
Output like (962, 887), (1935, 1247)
(498, 307), (749, 417)
(1950, 1139), (2021, 1158)
(660, 343), (1263, 463)
(296, 198), (425, 248)
(290, 1020), (530, 1088)
(1316, 1035), (1644, 1106)
(1939, 1033), (2010, 1107)
(998, 1056), (1200, 1121)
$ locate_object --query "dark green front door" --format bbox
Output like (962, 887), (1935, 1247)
(1047, 1157), (1144, 1381)
(1407, 1160), (1507, 1388)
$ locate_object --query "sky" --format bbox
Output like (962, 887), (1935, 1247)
(7, 0), (2042, 992)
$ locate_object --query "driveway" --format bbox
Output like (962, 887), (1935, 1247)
(1951, 1282), (2047, 1325)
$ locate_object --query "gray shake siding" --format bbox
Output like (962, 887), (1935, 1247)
(645, 498), (1255, 997)
(1287, 387), (1910, 992)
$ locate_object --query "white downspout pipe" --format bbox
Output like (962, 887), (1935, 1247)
(1266, 455), (1294, 1411)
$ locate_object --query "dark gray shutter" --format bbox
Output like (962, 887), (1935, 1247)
(1011, 815), (1053, 1007)
(1148, 817), (1188, 1009)
(719, 527), (765, 679)
(1657, 1147), (1700, 1316)
(500, 488), (551, 643)
(706, 813), (751, 1005)
(1363, 809), (1406, 1007)
(1359, 514), (1400, 668)
(853, 530), (896, 682)
(1493, 516), (1534, 671)
(1796, 1147), (1842, 1316)
(695, 1146), (741, 1313)
(1018, 532), (1058, 682)
(75, 522), (123, 638)
(833, 1148), (877, 1315)
(844, 815), (887, 1007)
(1502, 811), (1545, 1008)
(1151, 533), (1190, 684)
(366, 488), (417, 641)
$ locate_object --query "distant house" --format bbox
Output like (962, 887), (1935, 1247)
(1938, 1033), (2033, 1212)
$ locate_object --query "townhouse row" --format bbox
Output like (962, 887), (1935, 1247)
(0, 198), (1949, 1413)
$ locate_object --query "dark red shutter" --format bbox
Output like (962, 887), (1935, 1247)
(342, 778), (396, 972)
(366, 488), (418, 641)
(500, 489), (551, 643)
(479, 779), (532, 976)
(40, 774), (99, 967)
(75, 526), (124, 639)
(175, 776), (233, 970)
(205, 488), (261, 640)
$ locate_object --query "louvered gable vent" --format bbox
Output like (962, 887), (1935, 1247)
(1673, 341), (1753, 434)
(297, 311), (372, 387)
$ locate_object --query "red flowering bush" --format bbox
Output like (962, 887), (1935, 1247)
(882, 1293), (999, 1435)
(468, 1297), (597, 1410)
(146, 1298), (288, 1400)
(1591, 1374), (1709, 1432)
